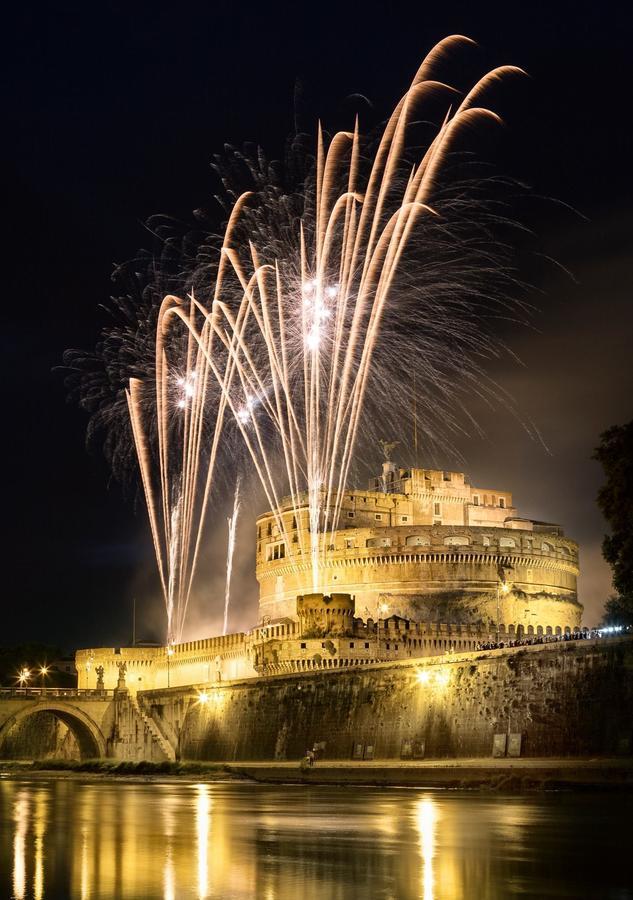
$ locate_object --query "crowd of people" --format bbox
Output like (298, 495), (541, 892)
(476, 624), (631, 652)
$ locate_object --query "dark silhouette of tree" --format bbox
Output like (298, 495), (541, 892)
(593, 421), (633, 625)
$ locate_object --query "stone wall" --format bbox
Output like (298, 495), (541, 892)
(257, 524), (581, 628)
(143, 636), (633, 761)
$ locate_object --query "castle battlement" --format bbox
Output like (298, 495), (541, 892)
(77, 592), (586, 691)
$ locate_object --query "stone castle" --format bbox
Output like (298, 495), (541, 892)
(75, 462), (582, 693)
(8, 461), (630, 770)
(257, 462), (581, 629)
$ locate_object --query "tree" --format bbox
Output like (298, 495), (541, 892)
(593, 421), (633, 625)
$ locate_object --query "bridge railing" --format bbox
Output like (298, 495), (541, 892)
(0, 688), (115, 699)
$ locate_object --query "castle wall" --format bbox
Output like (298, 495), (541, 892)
(257, 525), (581, 627)
(142, 637), (633, 762)
(76, 634), (257, 693)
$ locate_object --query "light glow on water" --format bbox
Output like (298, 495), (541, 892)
(196, 784), (211, 899)
(416, 797), (437, 900)
(1, 778), (631, 900)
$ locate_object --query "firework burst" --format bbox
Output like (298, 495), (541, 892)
(64, 35), (533, 642)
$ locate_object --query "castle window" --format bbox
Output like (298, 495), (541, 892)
(321, 643), (326, 648)
(300, 642), (306, 649)
(267, 523), (272, 536)
(291, 516), (297, 529)
(492, 496), (497, 506)
(345, 539), (354, 549)
(483, 536), (490, 547)
(499, 498), (505, 509)
(267, 541), (286, 561)
(349, 642), (355, 648)
(473, 495), (479, 506)
(444, 536), (469, 547)
(364, 642), (369, 649)
(347, 511), (355, 518)
(443, 471), (451, 481)
(367, 537), (391, 548)
(375, 513), (383, 521)
(257, 526), (261, 539)
(401, 515), (409, 523)
(434, 502), (441, 516)
(386, 643), (390, 649)
(433, 518), (441, 526)
(406, 535), (430, 547)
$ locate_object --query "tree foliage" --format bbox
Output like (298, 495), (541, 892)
(593, 420), (633, 624)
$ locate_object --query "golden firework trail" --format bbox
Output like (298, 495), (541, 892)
(223, 477), (241, 636)
(126, 35), (523, 642)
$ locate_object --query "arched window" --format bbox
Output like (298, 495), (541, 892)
(444, 536), (469, 547)
(366, 537), (391, 548)
(406, 535), (430, 547)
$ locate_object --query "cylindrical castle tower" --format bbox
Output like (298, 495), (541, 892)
(255, 465), (582, 630)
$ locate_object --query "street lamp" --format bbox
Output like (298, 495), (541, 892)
(39, 665), (50, 690)
(17, 667), (31, 687)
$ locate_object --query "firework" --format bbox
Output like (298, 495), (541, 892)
(65, 35), (532, 641)
(223, 478), (241, 636)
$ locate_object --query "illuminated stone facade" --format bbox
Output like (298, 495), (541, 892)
(76, 591), (585, 693)
(256, 463), (582, 630)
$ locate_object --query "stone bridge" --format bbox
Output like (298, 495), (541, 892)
(0, 688), (177, 762)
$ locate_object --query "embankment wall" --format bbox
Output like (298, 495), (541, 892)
(144, 636), (633, 761)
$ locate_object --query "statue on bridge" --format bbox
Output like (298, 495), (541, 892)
(95, 665), (104, 692)
(115, 661), (127, 694)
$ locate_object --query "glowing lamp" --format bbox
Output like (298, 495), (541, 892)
(17, 668), (31, 686)
(416, 670), (431, 685)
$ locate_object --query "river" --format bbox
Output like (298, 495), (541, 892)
(0, 776), (630, 899)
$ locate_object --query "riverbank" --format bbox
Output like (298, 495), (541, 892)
(224, 757), (633, 791)
(2, 757), (632, 790)
(0, 759), (241, 782)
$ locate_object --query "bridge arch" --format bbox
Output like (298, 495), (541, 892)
(0, 701), (107, 759)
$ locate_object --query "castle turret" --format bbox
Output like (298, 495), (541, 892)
(296, 593), (355, 638)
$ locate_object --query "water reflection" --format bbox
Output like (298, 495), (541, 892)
(196, 784), (211, 899)
(0, 777), (631, 899)
(12, 790), (28, 900)
(416, 798), (436, 900)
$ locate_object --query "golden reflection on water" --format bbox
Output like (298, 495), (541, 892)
(415, 797), (437, 900)
(0, 778), (628, 899)
(12, 790), (28, 900)
(33, 788), (47, 900)
(196, 784), (211, 899)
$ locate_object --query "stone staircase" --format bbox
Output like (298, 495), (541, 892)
(130, 695), (176, 761)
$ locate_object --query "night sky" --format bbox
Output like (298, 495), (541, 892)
(4, 1), (632, 649)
